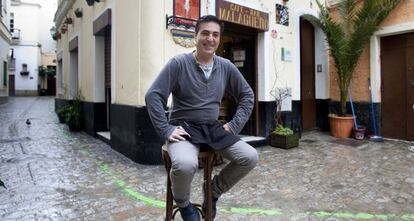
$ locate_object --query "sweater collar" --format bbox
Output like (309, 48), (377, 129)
(189, 51), (218, 72)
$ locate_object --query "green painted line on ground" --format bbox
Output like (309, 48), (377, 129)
(220, 207), (282, 216)
(77, 144), (414, 220)
(402, 215), (414, 221)
(94, 157), (165, 208)
(306, 211), (394, 220)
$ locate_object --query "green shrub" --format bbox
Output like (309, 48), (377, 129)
(57, 106), (69, 123)
(65, 100), (81, 131)
(272, 124), (294, 136)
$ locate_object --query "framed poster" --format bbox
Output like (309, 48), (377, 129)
(174, 0), (200, 20)
(233, 50), (246, 61)
(276, 4), (289, 26)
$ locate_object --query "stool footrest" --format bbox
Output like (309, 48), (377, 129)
(162, 144), (215, 221)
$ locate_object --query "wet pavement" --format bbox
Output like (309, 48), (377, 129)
(1, 97), (414, 221)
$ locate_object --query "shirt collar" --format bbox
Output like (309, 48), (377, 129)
(189, 51), (217, 72)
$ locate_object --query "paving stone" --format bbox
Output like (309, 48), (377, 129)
(1, 97), (414, 220)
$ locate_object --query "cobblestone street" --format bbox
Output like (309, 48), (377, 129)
(1, 97), (414, 221)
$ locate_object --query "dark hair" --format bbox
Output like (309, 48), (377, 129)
(195, 15), (222, 34)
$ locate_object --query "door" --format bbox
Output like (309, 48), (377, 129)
(47, 75), (56, 96)
(218, 26), (258, 136)
(407, 34), (414, 140)
(8, 75), (15, 96)
(300, 18), (316, 130)
(104, 30), (112, 130)
(381, 33), (414, 141)
(229, 41), (256, 135)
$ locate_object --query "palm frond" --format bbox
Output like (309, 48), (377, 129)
(338, 0), (358, 38)
(309, 0), (402, 115)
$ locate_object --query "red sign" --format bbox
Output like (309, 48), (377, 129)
(175, 0), (200, 20)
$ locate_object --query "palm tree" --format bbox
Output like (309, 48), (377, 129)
(306, 0), (401, 115)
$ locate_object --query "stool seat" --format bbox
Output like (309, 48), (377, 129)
(162, 144), (215, 221)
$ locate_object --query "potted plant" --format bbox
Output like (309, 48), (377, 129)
(86, 0), (95, 6)
(52, 31), (61, 40)
(65, 17), (73, 24)
(74, 8), (83, 18)
(56, 106), (69, 123)
(61, 24), (68, 34)
(269, 87), (300, 148)
(65, 103), (81, 131)
(38, 66), (46, 77)
(58, 92), (83, 131)
(270, 125), (299, 149)
(305, 0), (401, 138)
(64, 98), (82, 131)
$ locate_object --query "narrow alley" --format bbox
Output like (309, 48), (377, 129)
(1, 97), (414, 220)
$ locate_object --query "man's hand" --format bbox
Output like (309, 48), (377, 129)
(168, 126), (191, 142)
(223, 123), (233, 133)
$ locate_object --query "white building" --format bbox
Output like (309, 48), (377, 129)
(10, 0), (56, 96)
(54, 0), (329, 164)
(0, 0), (11, 104)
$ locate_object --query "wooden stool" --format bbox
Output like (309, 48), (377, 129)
(162, 144), (215, 221)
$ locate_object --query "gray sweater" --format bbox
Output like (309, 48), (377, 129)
(145, 53), (254, 140)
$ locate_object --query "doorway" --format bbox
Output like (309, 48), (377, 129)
(69, 50), (79, 98)
(216, 22), (258, 136)
(300, 18), (317, 130)
(47, 75), (56, 96)
(8, 75), (15, 96)
(104, 30), (111, 130)
(381, 33), (414, 141)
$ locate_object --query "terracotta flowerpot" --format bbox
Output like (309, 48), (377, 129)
(329, 114), (354, 138)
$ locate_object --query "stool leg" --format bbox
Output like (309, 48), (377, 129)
(163, 153), (173, 221)
(204, 154), (215, 221)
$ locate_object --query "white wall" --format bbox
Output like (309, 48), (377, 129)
(1, 0), (11, 29)
(314, 25), (329, 99)
(0, 37), (10, 62)
(54, 0), (326, 108)
(292, 7), (328, 102)
(206, 0), (327, 110)
(69, 50), (78, 98)
(0, 0), (11, 97)
(0, 38), (10, 95)
(11, 0), (57, 93)
(37, 0), (57, 53)
(13, 46), (39, 91)
(11, 3), (41, 43)
(11, 0), (57, 52)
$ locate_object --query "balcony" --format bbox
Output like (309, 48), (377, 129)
(7, 58), (16, 71)
(11, 29), (20, 40)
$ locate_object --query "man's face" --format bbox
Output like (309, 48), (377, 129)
(195, 22), (221, 56)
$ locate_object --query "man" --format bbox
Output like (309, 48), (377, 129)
(145, 15), (258, 221)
